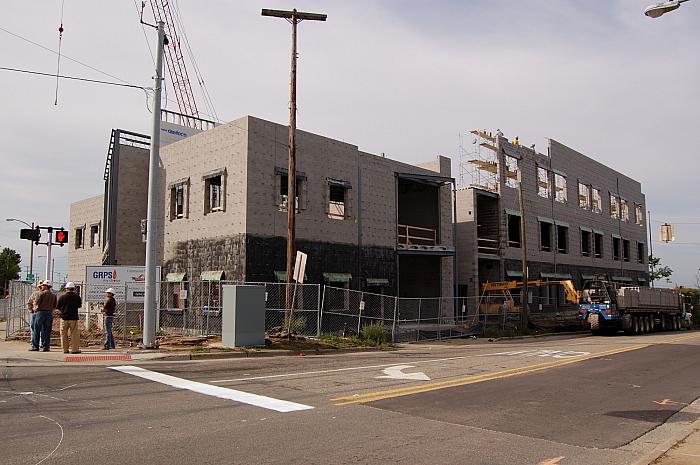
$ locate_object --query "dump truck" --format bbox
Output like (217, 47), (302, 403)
(579, 278), (693, 335)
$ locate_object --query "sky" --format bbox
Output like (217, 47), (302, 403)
(1, 0), (698, 286)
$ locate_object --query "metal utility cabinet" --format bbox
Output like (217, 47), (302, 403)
(221, 285), (266, 347)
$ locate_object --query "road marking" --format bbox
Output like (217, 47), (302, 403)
(332, 343), (650, 405)
(478, 349), (589, 359)
(539, 457), (565, 465)
(210, 356), (468, 383)
(109, 366), (313, 413)
(654, 399), (688, 406)
(376, 365), (430, 381)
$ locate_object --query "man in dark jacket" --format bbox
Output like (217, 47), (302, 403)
(33, 281), (57, 352)
(102, 288), (116, 350)
(57, 282), (82, 354)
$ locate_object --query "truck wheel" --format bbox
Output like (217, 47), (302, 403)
(649, 316), (655, 332)
(661, 315), (668, 331)
(643, 316), (650, 334)
(675, 315), (681, 331)
(645, 316), (652, 333)
(589, 313), (600, 334)
(622, 314), (633, 334)
(633, 316), (640, 335)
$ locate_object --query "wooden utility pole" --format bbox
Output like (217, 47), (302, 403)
(516, 170), (529, 332)
(262, 8), (327, 323)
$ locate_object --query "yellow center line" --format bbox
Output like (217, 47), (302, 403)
(332, 332), (700, 406)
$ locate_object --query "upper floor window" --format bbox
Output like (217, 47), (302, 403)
(610, 194), (619, 219)
(635, 204), (644, 226)
(537, 167), (551, 199)
(327, 179), (351, 220)
(554, 173), (567, 203)
(203, 169), (226, 214)
(89, 224), (100, 247)
(276, 167), (306, 212)
(505, 156), (519, 189)
(169, 179), (189, 220)
(621, 199), (630, 222)
(74, 226), (85, 249)
(578, 183), (590, 210)
(592, 188), (602, 214)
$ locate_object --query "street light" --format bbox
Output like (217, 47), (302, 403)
(5, 217), (34, 279)
(644, 0), (690, 18)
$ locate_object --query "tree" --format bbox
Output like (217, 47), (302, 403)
(648, 254), (673, 283)
(0, 247), (22, 296)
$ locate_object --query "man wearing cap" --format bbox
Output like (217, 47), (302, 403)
(26, 280), (43, 351)
(102, 288), (116, 350)
(33, 281), (57, 352)
(57, 282), (82, 354)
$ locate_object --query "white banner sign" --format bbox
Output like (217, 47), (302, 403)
(85, 266), (161, 303)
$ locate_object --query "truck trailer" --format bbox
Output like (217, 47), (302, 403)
(579, 279), (692, 335)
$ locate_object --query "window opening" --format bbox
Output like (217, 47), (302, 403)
(90, 224), (99, 247)
(592, 188), (602, 214)
(637, 242), (645, 264)
(505, 156), (519, 189)
(594, 232), (603, 258)
(578, 183), (590, 210)
(621, 199), (630, 222)
(581, 230), (591, 257)
(540, 221), (552, 252)
(622, 239), (630, 262)
(557, 225), (568, 254)
(610, 195), (619, 219)
(612, 236), (621, 261)
(537, 167), (551, 199)
(554, 173), (567, 203)
(328, 185), (347, 220)
(171, 184), (185, 219)
(507, 214), (521, 248)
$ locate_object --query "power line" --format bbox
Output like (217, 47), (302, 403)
(0, 66), (148, 90)
(0, 25), (134, 86)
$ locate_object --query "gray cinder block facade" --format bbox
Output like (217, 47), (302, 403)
(158, 116), (456, 298)
(457, 133), (648, 298)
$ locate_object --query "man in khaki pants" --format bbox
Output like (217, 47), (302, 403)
(56, 282), (82, 354)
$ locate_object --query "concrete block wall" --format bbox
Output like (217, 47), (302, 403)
(67, 194), (104, 283)
(114, 144), (148, 266)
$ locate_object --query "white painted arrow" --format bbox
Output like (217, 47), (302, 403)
(376, 365), (430, 381)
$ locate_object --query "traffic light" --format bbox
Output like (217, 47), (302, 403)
(19, 228), (40, 242)
(54, 229), (69, 245)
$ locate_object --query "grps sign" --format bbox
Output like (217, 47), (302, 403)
(85, 266), (161, 303)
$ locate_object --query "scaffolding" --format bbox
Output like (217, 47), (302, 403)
(459, 130), (499, 192)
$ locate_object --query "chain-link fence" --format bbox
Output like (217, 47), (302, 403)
(4, 278), (582, 343)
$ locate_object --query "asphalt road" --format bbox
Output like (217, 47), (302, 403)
(2, 331), (700, 465)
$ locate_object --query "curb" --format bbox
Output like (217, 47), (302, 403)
(134, 345), (396, 361)
(629, 407), (700, 465)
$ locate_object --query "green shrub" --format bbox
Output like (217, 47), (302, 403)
(361, 322), (387, 346)
(287, 315), (308, 334)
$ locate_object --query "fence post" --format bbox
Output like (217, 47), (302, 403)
(316, 284), (321, 337)
(123, 283), (127, 345)
(357, 291), (364, 336)
(319, 285), (326, 336)
(438, 298), (442, 341)
(391, 296), (398, 344)
(416, 298), (422, 342)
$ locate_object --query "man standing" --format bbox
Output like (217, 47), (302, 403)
(57, 282), (82, 354)
(102, 288), (116, 350)
(33, 281), (57, 352)
(26, 280), (43, 351)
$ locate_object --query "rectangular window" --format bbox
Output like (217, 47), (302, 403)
(635, 204), (644, 226)
(578, 183), (590, 210)
(581, 230), (591, 257)
(508, 214), (521, 248)
(612, 236), (621, 261)
(171, 184), (186, 219)
(505, 156), (519, 189)
(279, 174), (301, 212)
(622, 239), (630, 262)
(554, 173), (567, 203)
(90, 224), (99, 248)
(610, 195), (619, 219)
(537, 167), (551, 199)
(203, 170), (225, 214)
(540, 221), (552, 252)
(621, 199), (630, 222)
(594, 232), (603, 258)
(556, 225), (568, 254)
(328, 181), (349, 220)
(637, 242), (645, 264)
(74, 227), (84, 249)
(592, 188), (602, 214)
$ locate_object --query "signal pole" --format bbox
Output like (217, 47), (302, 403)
(142, 20), (166, 348)
(261, 8), (327, 322)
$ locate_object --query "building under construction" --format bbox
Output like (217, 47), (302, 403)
(456, 131), (648, 304)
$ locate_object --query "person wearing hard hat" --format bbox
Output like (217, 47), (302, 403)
(102, 288), (116, 350)
(57, 282), (82, 354)
(26, 280), (43, 351)
(33, 281), (57, 352)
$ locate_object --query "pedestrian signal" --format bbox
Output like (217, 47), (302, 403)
(55, 230), (69, 245)
(20, 228), (40, 242)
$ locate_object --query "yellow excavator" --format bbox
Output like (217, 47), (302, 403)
(478, 279), (580, 314)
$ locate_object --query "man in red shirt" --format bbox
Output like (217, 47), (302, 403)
(102, 288), (116, 350)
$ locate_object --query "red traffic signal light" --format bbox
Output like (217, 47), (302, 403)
(55, 230), (69, 244)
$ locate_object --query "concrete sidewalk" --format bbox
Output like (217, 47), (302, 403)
(652, 420), (700, 464)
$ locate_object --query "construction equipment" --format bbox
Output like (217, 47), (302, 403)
(478, 279), (579, 315)
(579, 278), (693, 335)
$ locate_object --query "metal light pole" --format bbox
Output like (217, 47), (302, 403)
(6, 218), (34, 278)
(261, 8), (327, 322)
(143, 20), (166, 349)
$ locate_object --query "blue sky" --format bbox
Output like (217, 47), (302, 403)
(1, 0), (698, 286)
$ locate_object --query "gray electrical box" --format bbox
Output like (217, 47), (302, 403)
(221, 285), (265, 347)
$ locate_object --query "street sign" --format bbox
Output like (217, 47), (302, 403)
(293, 251), (307, 283)
(25, 273), (35, 283)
